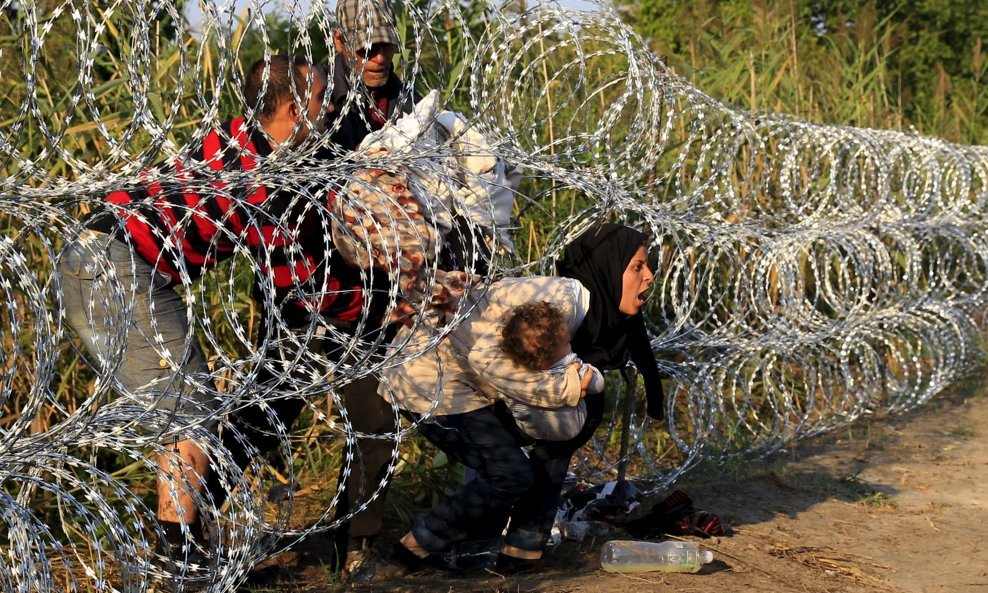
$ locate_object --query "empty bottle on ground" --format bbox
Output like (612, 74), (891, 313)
(600, 540), (714, 573)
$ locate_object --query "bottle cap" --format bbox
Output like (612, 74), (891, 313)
(701, 550), (714, 564)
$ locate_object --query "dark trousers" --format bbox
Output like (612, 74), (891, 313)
(527, 390), (606, 524)
(410, 394), (606, 553)
(207, 331), (399, 561)
(327, 372), (398, 549)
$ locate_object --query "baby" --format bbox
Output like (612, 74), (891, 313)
(498, 301), (605, 440)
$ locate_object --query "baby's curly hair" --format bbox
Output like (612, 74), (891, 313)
(501, 301), (568, 370)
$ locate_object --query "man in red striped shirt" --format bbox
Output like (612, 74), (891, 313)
(59, 54), (332, 586)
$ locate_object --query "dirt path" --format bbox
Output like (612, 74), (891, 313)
(258, 365), (988, 593)
(661, 365), (988, 593)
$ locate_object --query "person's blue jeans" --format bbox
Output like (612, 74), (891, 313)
(412, 406), (547, 553)
(59, 230), (219, 434)
(524, 391), (607, 535)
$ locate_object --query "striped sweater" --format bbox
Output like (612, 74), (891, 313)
(86, 118), (366, 325)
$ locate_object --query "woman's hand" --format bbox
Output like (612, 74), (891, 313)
(389, 300), (417, 327)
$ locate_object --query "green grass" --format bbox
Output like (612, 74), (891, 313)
(839, 473), (897, 509)
(948, 426), (976, 438)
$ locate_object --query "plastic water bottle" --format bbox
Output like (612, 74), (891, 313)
(600, 540), (714, 573)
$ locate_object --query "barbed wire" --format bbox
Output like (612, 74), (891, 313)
(1, 0), (986, 590)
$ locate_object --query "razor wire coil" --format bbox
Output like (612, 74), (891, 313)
(0, 0), (986, 591)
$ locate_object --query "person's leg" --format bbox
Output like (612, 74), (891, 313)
(206, 359), (307, 509)
(456, 401), (532, 541)
(158, 440), (210, 527)
(331, 373), (400, 564)
(61, 232), (217, 551)
(403, 407), (534, 556)
(205, 307), (340, 512)
(206, 310), (397, 574)
(504, 392), (607, 554)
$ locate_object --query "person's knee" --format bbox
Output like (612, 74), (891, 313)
(488, 463), (536, 500)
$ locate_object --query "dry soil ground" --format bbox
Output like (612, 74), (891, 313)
(251, 365), (988, 593)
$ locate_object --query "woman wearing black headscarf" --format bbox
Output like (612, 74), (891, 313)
(555, 222), (666, 437)
(392, 222), (664, 571)
(492, 223), (665, 568)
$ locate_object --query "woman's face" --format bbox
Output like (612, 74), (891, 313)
(618, 245), (654, 315)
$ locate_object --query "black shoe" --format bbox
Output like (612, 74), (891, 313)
(391, 542), (460, 573)
(152, 527), (211, 591)
(151, 552), (210, 592)
(494, 552), (543, 574)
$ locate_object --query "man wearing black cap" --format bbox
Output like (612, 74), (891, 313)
(329, 0), (418, 152)
(324, 0), (423, 582)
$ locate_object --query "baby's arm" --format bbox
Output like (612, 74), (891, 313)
(550, 353), (603, 397)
